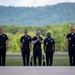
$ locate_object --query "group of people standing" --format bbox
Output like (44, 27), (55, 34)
(0, 26), (75, 66)
(20, 29), (55, 66)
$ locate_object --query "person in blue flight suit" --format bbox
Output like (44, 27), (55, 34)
(66, 26), (75, 66)
(44, 32), (55, 66)
(0, 27), (9, 66)
(32, 30), (43, 66)
(20, 29), (32, 66)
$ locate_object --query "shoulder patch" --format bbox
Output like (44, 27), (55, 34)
(28, 36), (30, 39)
(51, 39), (53, 42)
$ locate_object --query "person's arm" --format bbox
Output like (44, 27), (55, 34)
(66, 38), (69, 50)
(20, 37), (23, 52)
(52, 44), (55, 53)
(6, 40), (9, 50)
(39, 37), (43, 44)
(31, 40), (38, 44)
(39, 40), (43, 44)
(20, 42), (23, 53)
(52, 39), (55, 53)
(5, 35), (9, 51)
(31, 37), (39, 44)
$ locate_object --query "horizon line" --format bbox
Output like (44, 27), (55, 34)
(0, 2), (75, 8)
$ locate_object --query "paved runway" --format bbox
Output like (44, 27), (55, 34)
(0, 66), (75, 75)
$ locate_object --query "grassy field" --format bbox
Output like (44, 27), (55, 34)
(6, 53), (69, 66)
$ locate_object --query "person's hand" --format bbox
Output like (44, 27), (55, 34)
(20, 48), (22, 53)
(53, 50), (55, 54)
(66, 47), (68, 51)
(6, 47), (9, 51)
(36, 38), (40, 42)
(20, 50), (22, 53)
(52, 46), (55, 53)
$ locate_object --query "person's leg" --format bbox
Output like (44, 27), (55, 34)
(46, 52), (49, 66)
(2, 50), (6, 66)
(33, 51), (37, 66)
(68, 49), (73, 66)
(22, 50), (26, 66)
(0, 56), (1, 66)
(27, 50), (30, 66)
(50, 51), (53, 66)
(38, 51), (42, 66)
(42, 54), (45, 66)
(72, 49), (75, 66)
(0, 49), (2, 66)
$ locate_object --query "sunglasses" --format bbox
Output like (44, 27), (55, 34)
(38, 33), (40, 34)
(70, 29), (74, 30)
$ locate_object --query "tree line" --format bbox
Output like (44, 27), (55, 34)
(0, 22), (74, 52)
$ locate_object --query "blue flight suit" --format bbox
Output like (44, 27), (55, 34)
(20, 35), (31, 66)
(66, 33), (75, 66)
(32, 36), (43, 66)
(44, 37), (55, 66)
(0, 34), (8, 66)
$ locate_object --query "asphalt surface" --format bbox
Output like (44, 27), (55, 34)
(0, 66), (75, 75)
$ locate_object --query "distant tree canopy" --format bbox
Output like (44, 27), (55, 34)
(0, 22), (74, 52)
(0, 3), (75, 26)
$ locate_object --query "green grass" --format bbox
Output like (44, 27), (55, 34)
(6, 53), (69, 66)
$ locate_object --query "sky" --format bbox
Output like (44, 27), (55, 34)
(0, 0), (75, 7)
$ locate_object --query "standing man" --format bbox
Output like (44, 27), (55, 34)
(44, 32), (55, 66)
(32, 30), (43, 66)
(20, 29), (32, 66)
(66, 26), (75, 66)
(0, 27), (9, 66)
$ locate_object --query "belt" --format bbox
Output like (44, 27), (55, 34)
(72, 44), (75, 47)
(0, 46), (3, 48)
(23, 46), (29, 48)
(36, 46), (39, 48)
(46, 47), (52, 50)
(49, 47), (51, 49)
(36, 46), (41, 48)
(25, 46), (27, 48)
(34, 46), (41, 49)
(69, 44), (75, 47)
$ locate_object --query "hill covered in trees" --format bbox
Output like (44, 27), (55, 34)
(0, 2), (75, 26)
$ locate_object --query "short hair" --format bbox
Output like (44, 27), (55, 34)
(24, 29), (28, 32)
(70, 26), (74, 29)
(47, 32), (51, 36)
(36, 30), (41, 34)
